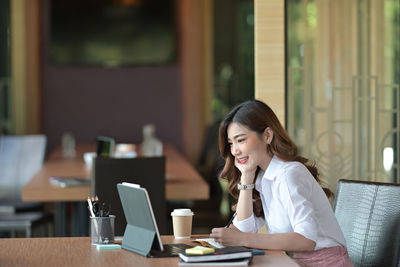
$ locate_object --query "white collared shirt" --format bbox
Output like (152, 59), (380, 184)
(233, 156), (346, 250)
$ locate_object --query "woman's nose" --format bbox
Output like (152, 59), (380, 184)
(231, 144), (240, 155)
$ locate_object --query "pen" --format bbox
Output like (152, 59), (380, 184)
(88, 197), (99, 238)
(87, 197), (96, 217)
(225, 212), (237, 228)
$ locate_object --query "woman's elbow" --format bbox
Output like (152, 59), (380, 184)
(304, 239), (316, 251)
(295, 233), (316, 251)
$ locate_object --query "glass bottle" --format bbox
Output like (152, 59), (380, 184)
(142, 124), (163, 157)
(62, 132), (76, 157)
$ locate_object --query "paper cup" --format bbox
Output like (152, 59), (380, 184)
(171, 209), (194, 239)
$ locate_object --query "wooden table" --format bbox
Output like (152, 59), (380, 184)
(0, 236), (299, 267)
(22, 144), (209, 201)
(21, 144), (209, 236)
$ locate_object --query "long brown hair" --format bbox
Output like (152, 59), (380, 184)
(218, 100), (332, 218)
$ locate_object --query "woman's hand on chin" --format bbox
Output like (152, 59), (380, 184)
(234, 159), (257, 184)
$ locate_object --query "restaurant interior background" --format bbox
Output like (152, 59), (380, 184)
(0, 0), (254, 235)
(0, 0), (399, 236)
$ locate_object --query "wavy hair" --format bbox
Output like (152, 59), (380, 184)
(218, 100), (332, 218)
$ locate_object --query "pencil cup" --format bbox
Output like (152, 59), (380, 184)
(171, 209), (194, 239)
(90, 215), (115, 244)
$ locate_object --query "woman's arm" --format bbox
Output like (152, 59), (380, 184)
(235, 162), (258, 221)
(236, 181), (254, 221)
(210, 228), (316, 252)
(244, 231), (316, 251)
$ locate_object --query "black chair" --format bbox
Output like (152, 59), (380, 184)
(93, 156), (166, 236)
(333, 179), (400, 267)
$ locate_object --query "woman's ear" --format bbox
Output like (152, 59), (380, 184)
(263, 127), (274, 144)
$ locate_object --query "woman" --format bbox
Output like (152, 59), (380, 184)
(210, 100), (353, 267)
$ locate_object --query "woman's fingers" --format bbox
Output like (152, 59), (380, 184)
(210, 228), (230, 244)
(210, 228), (224, 241)
(210, 227), (221, 236)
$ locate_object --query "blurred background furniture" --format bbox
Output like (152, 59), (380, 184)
(334, 179), (400, 267)
(22, 143), (209, 236)
(93, 156), (166, 235)
(0, 135), (53, 237)
(0, 211), (52, 237)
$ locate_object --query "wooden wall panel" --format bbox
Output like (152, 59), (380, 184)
(11, 0), (26, 133)
(179, 0), (212, 163)
(254, 0), (285, 125)
(11, 0), (41, 134)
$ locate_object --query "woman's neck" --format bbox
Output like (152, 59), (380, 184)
(259, 153), (273, 172)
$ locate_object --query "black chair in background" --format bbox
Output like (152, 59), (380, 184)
(333, 179), (400, 267)
(93, 157), (166, 236)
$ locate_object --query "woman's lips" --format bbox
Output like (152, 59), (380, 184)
(237, 157), (249, 164)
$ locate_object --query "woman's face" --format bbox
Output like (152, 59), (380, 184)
(227, 122), (271, 171)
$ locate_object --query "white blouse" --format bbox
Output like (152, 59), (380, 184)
(233, 156), (346, 250)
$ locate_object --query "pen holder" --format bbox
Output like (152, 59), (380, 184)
(90, 215), (115, 244)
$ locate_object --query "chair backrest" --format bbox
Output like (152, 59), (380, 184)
(333, 179), (400, 267)
(0, 135), (47, 198)
(93, 156), (166, 236)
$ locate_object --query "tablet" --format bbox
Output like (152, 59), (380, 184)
(117, 182), (190, 257)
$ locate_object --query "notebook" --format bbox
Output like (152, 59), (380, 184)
(178, 258), (252, 266)
(49, 177), (91, 188)
(179, 246), (252, 263)
(117, 182), (191, 257)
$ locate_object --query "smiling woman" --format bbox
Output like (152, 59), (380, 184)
(227, 122), (271, 172)
(210, 100), (353, 267)
(218, 100), (332, 213)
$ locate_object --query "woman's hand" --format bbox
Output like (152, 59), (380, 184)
(234, 159), (257, 184)
(209, 227), (246, 247)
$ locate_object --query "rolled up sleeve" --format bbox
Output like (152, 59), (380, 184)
(279, 166), (319, 243)
(233, 213), (265, 233)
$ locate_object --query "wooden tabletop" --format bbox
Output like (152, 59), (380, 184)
(22, 144), (209, 202)
(0, 236), (299, 267)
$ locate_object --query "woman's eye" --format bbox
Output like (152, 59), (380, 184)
(238, 139), (245, 143)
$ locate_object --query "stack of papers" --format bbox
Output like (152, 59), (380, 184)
(178, 246), (253, 266)
(195, 238), (225, 249)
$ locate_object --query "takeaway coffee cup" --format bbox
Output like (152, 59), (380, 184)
(171, 209), (194, 239)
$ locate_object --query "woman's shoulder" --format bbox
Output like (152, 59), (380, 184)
(278, 158), (308, 173)
(275, 159), (314, 185)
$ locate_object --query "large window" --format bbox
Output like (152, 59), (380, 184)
(287, 0), (400, 188)
(212, 0), (254, 122)
(210, 0), (254, 217)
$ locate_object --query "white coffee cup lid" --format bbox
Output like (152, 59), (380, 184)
(171, 209), (194, 216)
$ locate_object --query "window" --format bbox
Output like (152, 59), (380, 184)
(286, 0), (400, 187)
